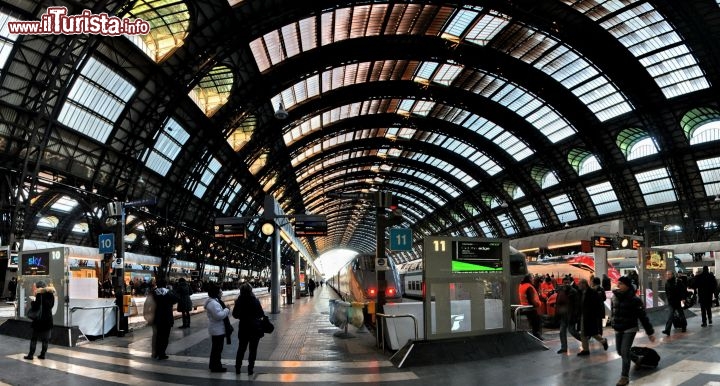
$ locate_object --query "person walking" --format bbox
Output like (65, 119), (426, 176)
(518, 274), (543, 340)
(576, 278), (608, 356)
(662, 271), (687, 335)
(205, 283), (231, 373)
(555, 278), (581, 354)
(7, 277), (17, 301)
(233, 283), (266, 375)
(611, 276), (656, 386)
(24, 280), (55, 360)
(308, 278), (316, 297)
(176, 278), (193, 328)
(592, 276), (608, 328)
(151, 278), (178, 360)
(694, 265), (717, 327)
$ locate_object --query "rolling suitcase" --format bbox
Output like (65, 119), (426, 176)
(629, 346), (660, 368)
(672, 310), (687, 329)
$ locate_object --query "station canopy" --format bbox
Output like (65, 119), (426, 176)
(0, 0), (719, 272)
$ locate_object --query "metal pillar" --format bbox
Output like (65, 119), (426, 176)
(376, 202), (386, 314)
(113, 203), (128, 336)
(295, 251), (301, 300)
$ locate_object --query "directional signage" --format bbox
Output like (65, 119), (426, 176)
(99, 233), (115, 254)
(389, 228), (412, 251)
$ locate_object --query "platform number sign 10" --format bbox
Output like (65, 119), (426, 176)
(99, 233), (115, 254)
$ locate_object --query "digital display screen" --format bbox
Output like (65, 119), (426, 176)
(592, 236), (614, 248)
(294, 220), (328, 236)
(21, 252), (50, 275)
(214, 223), (246, 239)
(644, 250), (667, 271)
(451, 241), (503, 272)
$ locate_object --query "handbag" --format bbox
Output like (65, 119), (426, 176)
(224, 317), (234, 344)
(260, 315), (274, 334)
(27, 302), (42, 321)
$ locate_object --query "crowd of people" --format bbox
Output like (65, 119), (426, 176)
(518, 265), (719, 386)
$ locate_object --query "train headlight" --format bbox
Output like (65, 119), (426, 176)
(368, 288), (376, 297)
(387, 288), (396, 296)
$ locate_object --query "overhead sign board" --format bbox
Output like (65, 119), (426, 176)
(214, 217), (248, 239)
(214, 223), (247, 239)
(294, 215), (327, 236)
(592, 235), (614, 248)
(389, 228), (412, 251)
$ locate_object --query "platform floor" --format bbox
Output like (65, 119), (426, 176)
(1, 287), (720, 385)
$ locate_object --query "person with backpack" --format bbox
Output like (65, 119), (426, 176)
(611, 276), (656, 386)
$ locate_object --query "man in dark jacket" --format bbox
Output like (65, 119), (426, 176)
(152, 278), (178, 360)
(694, 266), (717, 327)
(611, 276), (656, 386)
(555, 277), (581, 354)
(662, 271), (687, 335)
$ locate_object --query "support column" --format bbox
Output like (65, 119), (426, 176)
(295, 251), (301, 300)
(113, 202), (128, 336)
(376, 201), (386, 314)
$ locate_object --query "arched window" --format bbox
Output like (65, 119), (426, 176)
(568, 148), (601, 176)
(682, 107), (720, 145)
(227, 114), (257, 152)
(124, 0), (191, 63)
(617, 128), (659, 160)
(189, 65), (234, 117)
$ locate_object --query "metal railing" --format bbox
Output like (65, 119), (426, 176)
(375, 313), (418, 353)
(510, 304), (534, 331)
(70, 304), (118, 340)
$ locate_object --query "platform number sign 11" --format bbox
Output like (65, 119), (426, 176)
(389, 228), (412, 251)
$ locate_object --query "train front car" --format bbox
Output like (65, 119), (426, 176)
(328, 254), (403, 303)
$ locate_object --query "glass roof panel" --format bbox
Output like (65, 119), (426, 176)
(497, 213), (516, 236)
(189, 65), (233, 117)
(0, 13), (20, 71)
(549, 193), (578, 222)
(478, 221), (492, 237)
(520, 205), (543, 229)
(635, 167), (678, 206)
(144, 118), (189, 176)
(58, 57), (136, 143)
(491, 23), (632, 121)
(252, 3), (451, 72)
(464, 11), (510, 46)
(563, 0), (710, 98)
(51, 195), (79, 213)
(192, 156), (222, 199)
(586, 181), (622, 215)
(697, 157), (720, 197)
(124, 0), (190, 63)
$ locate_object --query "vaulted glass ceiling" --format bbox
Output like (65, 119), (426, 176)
(0, 0), (719, 271)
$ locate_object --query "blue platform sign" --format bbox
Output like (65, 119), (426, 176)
(389, 228), (412, 251)
(99, 233), (115, 254)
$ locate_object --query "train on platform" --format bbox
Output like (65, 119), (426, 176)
(399, 246), (529, 304)
(327, 253), (404, 303)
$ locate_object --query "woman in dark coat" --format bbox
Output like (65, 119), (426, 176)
(233, 283), (266, 375)
(176, 278), (193, 328)
(576, 278), (607, 355)
(24, 280), (55, 360)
